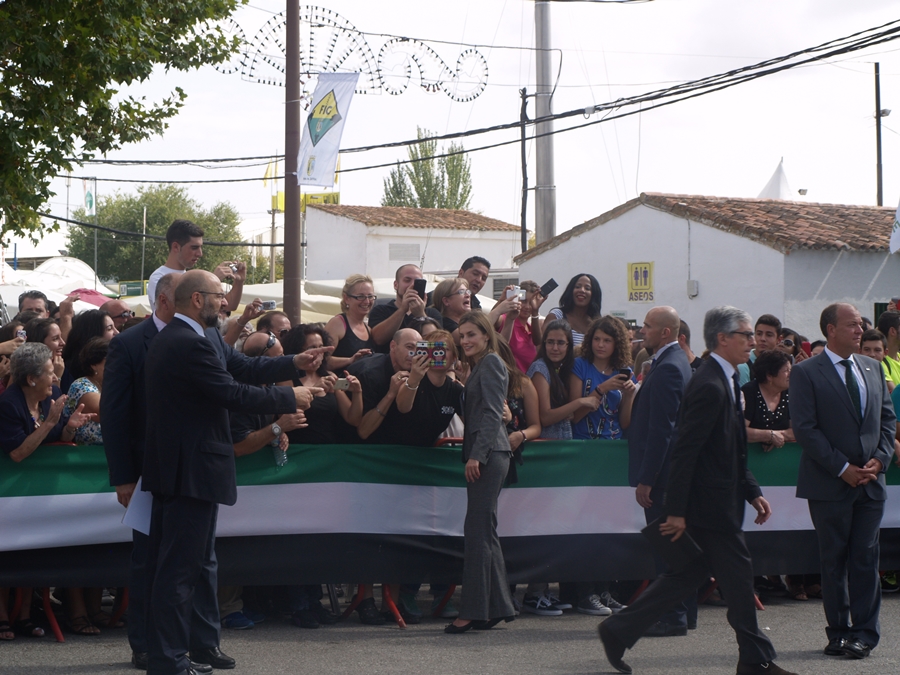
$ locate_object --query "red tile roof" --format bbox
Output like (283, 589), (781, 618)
(516, 193), (896, 262)
(309, 204), (519, 232)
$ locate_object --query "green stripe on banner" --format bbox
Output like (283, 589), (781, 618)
(3, 441), (900, 498)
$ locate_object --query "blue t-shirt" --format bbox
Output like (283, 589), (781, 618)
(571, 357), (631, 440)
(526, 359), (572, 440)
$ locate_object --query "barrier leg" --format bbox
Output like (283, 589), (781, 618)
(326, 584), (340, 616)
(339, 584), (365, 621)
(42, 589), (65, 642)
(754, 594), (765, 611)
(380, 584), (406, 629)
(627, 580), (650, 605)
(431, 585), (457, 618)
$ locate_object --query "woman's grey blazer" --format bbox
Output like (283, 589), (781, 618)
(462, 352), (512, 464)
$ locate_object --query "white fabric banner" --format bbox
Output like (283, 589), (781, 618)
(297, 73), (359, 188)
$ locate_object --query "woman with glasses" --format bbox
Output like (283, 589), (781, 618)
(498, 280), (546, 373)
(432, 278), (471, 341)
(325, 274), (377, 371)
(776, 327), (808, 364)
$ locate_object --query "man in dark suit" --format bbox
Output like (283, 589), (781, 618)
(139, 270), (322, 675)
(599, 306), (795, 675)
(790, 303), (895, 659)
(627, 306), (694, 636)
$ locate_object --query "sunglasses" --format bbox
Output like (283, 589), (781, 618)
(780, 339), (795, 348)
(262, 331), (277, 355)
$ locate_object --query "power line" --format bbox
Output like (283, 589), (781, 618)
(63, 19), (900, 184)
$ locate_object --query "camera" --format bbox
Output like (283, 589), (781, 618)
(229, 263), (238, 273)
(260, 300), (277, 311)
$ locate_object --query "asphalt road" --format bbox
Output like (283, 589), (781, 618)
(4, 587), (900, 675)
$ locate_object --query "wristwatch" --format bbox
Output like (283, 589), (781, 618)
(271, 422), (282, 437)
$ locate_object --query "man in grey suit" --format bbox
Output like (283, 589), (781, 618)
(790, 303), (896, 659)
(627, 306), (695, 636)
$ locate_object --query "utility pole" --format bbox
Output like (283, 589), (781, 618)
(520, 88), (530, 254)
(875, 62), (889, 207)
(282, 0), (302, 322)
(534, 1), (556, 245)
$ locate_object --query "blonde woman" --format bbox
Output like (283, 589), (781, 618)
(324, 273), (377, 370)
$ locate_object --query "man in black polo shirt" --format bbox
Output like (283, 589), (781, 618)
(368, 264), (443, 354)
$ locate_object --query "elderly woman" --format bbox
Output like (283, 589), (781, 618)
(324, 273), (377, 370)
(65, 338), (108, 445)
(24, 318), (72, 393)
(741, 349), (795, 451)
(0, 343), (97, 635)
(432, 277), (472, 339)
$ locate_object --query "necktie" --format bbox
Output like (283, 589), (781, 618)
(840, 359), (862, 417)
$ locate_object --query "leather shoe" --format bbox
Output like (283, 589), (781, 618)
(132, 652), (148, 670)
(598, 622), (632, 674)
(444, 620), (475, 634)
(842, 639), (873, 659)
(823, 637), (847, 656)
(735, 661), (797, 675)
(643, 620), (687, 637)
(190, 647), (235, 670)
(189, 663), (212, 674)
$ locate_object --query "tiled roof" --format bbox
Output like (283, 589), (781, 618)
(516, 193), (896, 262)
(309, 204), (519, 232)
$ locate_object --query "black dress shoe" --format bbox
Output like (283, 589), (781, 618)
(132, 651), (148, 670)
(842, 639), (873, 659)
(188, 662), (213, 674)
(823, 637), (847, 656)
(444, 620), (475, 634)
(355, 597), (386, 625)
(190, 647), (235, 670)
(643, 620), (688, 637)
(472, 616), (515, 630)
(598, 622), (632, 674)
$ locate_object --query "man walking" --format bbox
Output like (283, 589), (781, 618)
(790, 303), (895, 659)
(599, 306), (795, 675)
(627, 306), (694, 636)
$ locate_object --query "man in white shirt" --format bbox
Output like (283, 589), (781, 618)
(147, 219), (245, 313)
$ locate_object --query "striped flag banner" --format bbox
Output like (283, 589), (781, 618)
(2, 442), (899, 585)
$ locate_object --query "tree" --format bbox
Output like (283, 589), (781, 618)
(381, 127), (473, 210)
(66, 185), (246, 282)
(0, 0), (242, 239)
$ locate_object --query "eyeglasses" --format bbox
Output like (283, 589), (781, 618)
(197, 291), (226, 300)
(262, 331), (277, 355)
(114, 311), (134, 319)
(730, 331), (755, 339)
(545, 339), (569, 347)
(455, 289), (472, 297)
(779, 338), (795, 347)
(347, 294), (377, 301)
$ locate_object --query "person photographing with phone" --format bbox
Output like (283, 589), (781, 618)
(368, 264), (444, 354)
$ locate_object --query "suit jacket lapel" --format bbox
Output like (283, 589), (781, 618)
(818, 355), (860, 422)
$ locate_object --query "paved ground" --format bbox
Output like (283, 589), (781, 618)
(4, 588), (900, 675)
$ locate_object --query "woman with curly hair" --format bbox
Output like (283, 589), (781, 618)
(568, 316), (637, 440)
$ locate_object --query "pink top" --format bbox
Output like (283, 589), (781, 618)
(500, 315), (537, 373)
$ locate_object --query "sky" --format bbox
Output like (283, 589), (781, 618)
(24, 0), (900, 261)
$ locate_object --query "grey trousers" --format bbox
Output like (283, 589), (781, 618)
(459, 451), (515, 621)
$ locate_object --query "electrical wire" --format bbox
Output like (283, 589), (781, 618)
(63, 19), (900, 184)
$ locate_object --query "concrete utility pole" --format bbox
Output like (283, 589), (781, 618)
(534, 1), (557, 245)
(282, 0), (302, 323)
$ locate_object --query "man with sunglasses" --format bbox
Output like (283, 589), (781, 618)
(256, 311), (291, 342)
(101, 299), (136, 330)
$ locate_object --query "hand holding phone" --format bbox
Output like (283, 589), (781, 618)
(413, 278), (427, 300)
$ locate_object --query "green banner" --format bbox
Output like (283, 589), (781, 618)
(2, 441), (898, 499)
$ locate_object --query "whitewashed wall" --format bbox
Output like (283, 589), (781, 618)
(305, 211), (367, 281)
(519, 204), (785, 346)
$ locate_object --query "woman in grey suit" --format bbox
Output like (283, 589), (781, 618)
(445, 311), (517, 633)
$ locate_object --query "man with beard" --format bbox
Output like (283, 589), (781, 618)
(142, 270), (322, 675)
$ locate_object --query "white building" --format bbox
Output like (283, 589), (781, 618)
(305, 205), (521, 285)
(516, 193), (899, 340)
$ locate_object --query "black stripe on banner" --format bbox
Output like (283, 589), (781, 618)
(3, 530), (900, 587)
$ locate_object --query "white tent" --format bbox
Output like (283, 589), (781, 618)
(758, 159), (793, 200)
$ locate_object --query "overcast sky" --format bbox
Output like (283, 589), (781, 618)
(29, 0), (900, 258)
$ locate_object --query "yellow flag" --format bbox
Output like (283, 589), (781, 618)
(263, 162), (273, 187)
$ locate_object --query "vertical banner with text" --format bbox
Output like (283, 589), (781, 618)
(297, 73), (359, 188)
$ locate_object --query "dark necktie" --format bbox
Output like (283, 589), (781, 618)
(840, 359), (862, 417)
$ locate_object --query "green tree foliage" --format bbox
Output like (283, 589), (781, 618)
(66, 185), (246, 282)
(381, 127), (473, 210)
(0, 0), (243, 238)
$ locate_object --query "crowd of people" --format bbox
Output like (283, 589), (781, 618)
(2, 219), (899, 675)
